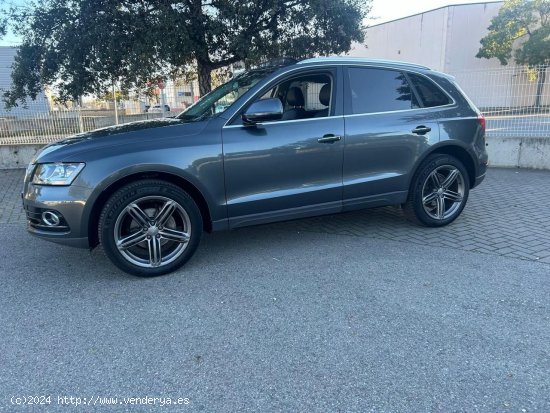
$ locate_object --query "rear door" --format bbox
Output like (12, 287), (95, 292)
(342, 66), (440, 210)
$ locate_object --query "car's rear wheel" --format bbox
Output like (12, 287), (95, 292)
(404, 154), (470, 227)
(99, 180), (202, 276)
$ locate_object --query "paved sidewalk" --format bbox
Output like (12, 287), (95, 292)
(0, 169), (26, 225)
(2, 167), (550, 264)
(272, 168), (550, 264)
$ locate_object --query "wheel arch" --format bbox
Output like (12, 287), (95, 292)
(410, 143), (477, 190)
(87, 171), (214, 248)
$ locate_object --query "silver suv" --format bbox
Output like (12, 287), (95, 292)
(22, 57), (488, 276)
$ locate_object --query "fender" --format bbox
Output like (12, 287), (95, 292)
(80, 163), (225, 240)
(406, 140), (479, 189)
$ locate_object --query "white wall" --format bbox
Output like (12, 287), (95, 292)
(0, 47), (50, 117)
(344, 2), (550, 108)
(348, 7), (449, 71)
(444, 2), (507, 72)
(348, 2), (506, 73)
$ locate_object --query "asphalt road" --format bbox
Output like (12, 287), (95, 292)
(1, 221), (549, 412)
(486, 114), (550, 138)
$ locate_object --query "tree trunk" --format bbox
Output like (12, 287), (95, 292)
(197, 61), (212, 97)
(534, 66), (547, 108)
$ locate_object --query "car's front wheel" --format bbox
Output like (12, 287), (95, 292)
(404, 154), (470, 227)
(99, 180), (202, 276)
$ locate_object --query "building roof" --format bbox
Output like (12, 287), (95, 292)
(367, 1), (503, 28)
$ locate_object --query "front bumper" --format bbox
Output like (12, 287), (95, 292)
(22, 183), (93, 249)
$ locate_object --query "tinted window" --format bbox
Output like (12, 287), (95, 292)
(408, 73), (451, 107)
(348, 68), (417, 114)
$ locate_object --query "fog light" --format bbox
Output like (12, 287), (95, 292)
(42, 210), (62, 226)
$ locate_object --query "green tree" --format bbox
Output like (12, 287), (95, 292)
(97, 89), (130, 103)
(3, 0), (370, 107)
(0, 0), (8, 38)
(476, 0), (550, 107)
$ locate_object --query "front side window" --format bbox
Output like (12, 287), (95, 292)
(348, 67), (418, 115)
(242, 72), (333, 123)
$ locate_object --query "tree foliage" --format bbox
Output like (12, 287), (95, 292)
(0, 1), (8, 38)
(476, 0), (550, 106)
(477, 0), (550, 65)
(2, 0), (370, 107)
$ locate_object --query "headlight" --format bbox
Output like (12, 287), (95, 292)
(32, 163), (85, 186)
(24, 162), (36, 183)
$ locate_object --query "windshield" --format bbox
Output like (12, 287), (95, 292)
(177, 69), (275, 122)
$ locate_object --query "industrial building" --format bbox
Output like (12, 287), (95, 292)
(347, 1), (550, 109)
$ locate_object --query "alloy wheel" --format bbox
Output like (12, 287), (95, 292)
(421, 165), (465, 220)
(113, 196), (191, 268)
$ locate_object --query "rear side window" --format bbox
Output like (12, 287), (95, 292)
(347, 67), (418, 114)
(408, 73), (451, 107)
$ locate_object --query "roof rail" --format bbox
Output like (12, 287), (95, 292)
(298, 57), (431, 70)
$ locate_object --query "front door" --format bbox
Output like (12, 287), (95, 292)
(222, 69), (344, 227)
(223, 117), (344, 227)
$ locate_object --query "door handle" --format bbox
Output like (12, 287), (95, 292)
(412, 126), (432, 135)
(317, 134), (342, 144)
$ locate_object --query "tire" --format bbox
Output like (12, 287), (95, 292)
(98, 180), (202, 277)
(403, 154), (470, 227)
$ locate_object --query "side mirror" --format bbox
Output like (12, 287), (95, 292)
(242, 98), (283, 125)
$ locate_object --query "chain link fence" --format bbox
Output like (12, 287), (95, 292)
(0, 65), (549, 146)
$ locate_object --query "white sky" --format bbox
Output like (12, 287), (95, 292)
(367, 0), (502, 25)
(0, 1), (503, 46)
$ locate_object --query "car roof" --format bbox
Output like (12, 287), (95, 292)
(297, 57), (431, 71)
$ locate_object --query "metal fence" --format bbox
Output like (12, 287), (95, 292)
(0, 84), (196, 145)
(452, 64), (550, 138)
(0, 64), (549, 146)
(0, 109), (167, 145)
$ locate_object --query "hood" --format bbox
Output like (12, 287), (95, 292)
(34, 117), (208, 163)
